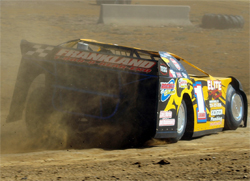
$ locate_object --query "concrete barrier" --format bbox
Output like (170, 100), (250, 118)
(98, 5), (192, 26)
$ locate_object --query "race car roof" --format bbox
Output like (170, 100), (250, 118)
(58, 39), (210, 76)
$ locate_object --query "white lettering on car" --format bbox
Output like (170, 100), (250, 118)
(159, 119), (175, 126)
(211, 109), (223, 116)
(207, 80), (222, 91)
(210, 116), (223, 121)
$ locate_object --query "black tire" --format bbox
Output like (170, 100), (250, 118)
(228, 15), (239, 28)
(201, 13), (244, 29)
(214, 14), (224, 29)
(223, 15), (233, 29)
(235, 15), (244, 28)
(224, 85), (245, 130)
(169, 100), (187, 143)
(216, 14), (232, 29)
(201, 13), (216, 29)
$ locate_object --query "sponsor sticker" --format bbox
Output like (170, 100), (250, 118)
(159, 118), (175, 126)
(198, 112), (206, 119)
(209, 100), (222, 108)
(169, 69), (176, 78)
(211, 109), (223, 116)
(178, 78), (187, 89)
(207, 80), (222, 99)
(176, 72), (182, 78)
(210, 116), (222, 121)
(210, 121), (222, 126)
(160, 79), (176, 102)
(170, 58), (181, 70)
(160, 64), (168, 75)
(159, 111), (172, 119)
(161, 57), (170, 63)
(207, 80), (222, 91)
(209, 89), (222, 99)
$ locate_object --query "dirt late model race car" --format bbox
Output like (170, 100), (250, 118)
(7, 39), (248, 146)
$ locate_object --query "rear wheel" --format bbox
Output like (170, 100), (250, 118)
(169, 100), (187, 143)
(224, 85), (244, 130)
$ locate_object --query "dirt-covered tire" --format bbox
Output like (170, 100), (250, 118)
(235, 15), (245, 28)
(224, 85), (244, 130)
(201, 14), (244, 29)
(169, 100), (187, 143)
(201, 14), (217, 29)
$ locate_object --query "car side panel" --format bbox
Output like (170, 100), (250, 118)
(190, 76), (232, 133)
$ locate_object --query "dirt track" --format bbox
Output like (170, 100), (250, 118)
(1, 0), (250, 180)
(1, 127), (250, 180)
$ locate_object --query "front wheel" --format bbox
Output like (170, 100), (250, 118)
(224, 85), (244, 130)
(169, 100), (187, 143)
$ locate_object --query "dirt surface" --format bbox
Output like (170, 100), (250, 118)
(1, 129), (250, 181)
(1, 0), (250, 180)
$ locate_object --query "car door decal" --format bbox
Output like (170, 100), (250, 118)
(193, 81), (207, 123)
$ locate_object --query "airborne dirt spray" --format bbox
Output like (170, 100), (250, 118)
(1, 52), (151, 153)
(0, 0), (140, 153)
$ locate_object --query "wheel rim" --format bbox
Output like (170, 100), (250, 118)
(177, 103), (185, 134)
(231, 93), (243, 122)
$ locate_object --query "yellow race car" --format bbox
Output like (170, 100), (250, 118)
(7, 39), (248, 146)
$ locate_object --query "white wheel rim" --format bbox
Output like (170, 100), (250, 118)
(231, 93), (243, 122)
(177, 103), (185, 134)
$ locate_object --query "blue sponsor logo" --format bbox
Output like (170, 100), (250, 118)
(160, 79), (176, 102)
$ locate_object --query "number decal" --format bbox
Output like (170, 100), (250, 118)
(193, 82), (207, 123)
